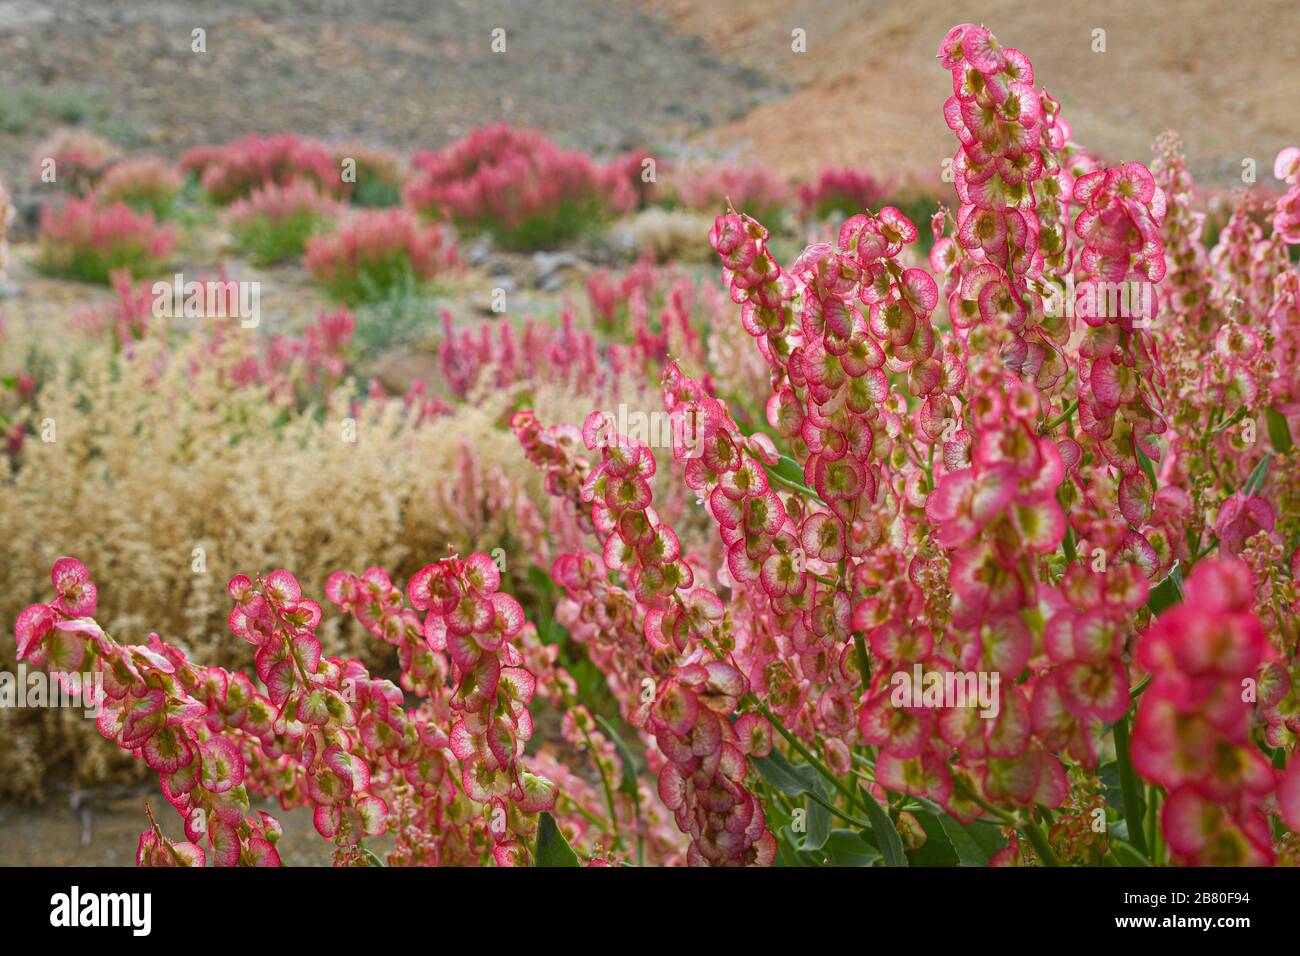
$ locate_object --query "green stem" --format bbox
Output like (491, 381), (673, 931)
(1112, 715), (1150, 858)
(1039, 399), (1078, 434)
(806, 787), (870, 829)
(852, 632), (872, 690)
(558, 791), (612, 834)
(1020, 817), (1061, 867)
(954, 777), (1015, 825)
(764, 465), (825, 504)
(577, 723), (622, 850)
(1143, 783), (1161, 862)
(755, 698), (857, 807)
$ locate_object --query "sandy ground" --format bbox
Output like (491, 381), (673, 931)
(643, 0), (1300, 189)
(0, 787), (371, 866)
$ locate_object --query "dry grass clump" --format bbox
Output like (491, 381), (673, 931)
(618, 208), (717, 263)
(0, 321), (643, 798)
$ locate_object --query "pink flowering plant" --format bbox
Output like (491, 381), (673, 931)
(404, 123), (635, 250)
(225, 179), (341, 266)
(671, 161), (790, 227)
(37, 196), (176, 284)
(12, 23), (1300, 868)
(181, 133), (343, 206)
(31, 129), (121, 195)
(798, 166), (891, 225)
(305, 207), (457, 303)
(95, 157), (185, 220)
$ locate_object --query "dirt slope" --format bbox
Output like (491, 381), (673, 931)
(643, 0), (1300, 189)
(0, 0), (777, 188)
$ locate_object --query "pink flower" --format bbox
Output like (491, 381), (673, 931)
(1215, 491), (1276, 555)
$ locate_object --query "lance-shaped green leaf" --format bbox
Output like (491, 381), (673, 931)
(938, 815), (1007, 867)
(1242, 453), (1272, 496)
(534, 811), (580, 867)
(860, 786), (908, 867)
(1265, 407), (1293, 454)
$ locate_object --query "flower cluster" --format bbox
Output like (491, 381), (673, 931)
(31, 129), (121, 194)
(38, 196), (175, 284)
(404, 123), (634, 250)
(305, 207), (456, 302)
(327, 554), (557, 865)
(1273, 148), (1300, 244)
(224, 568), (392, 851)
(95, 157), (184, 219)
(225, 179), (340, 265)
(439, 309), (603, 399)
(225, 306), (356, 395)
(1131, 559), (1278, 864)
(797, 166), (890, 223)
(16, 558), (284, 867)
(673, 162), (790, 225)
(14, 553), (567, 866)
(514, 407), (776, 865)
(181, 133), (342, 205)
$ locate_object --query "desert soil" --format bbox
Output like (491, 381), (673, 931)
(645, 0), (1300, 190)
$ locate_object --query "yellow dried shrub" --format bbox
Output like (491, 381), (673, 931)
(0, 322), (669, 799)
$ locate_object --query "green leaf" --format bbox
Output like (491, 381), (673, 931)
(802, 778), (832, 852)
(1109, 838), (1152, 867)
(525, 564), (567, 647)
(1136, 448), (1158, 493)
(860, 788), (908, 867)
(904, 810), (959, 866)
(534, 812), (580, 867)
(754, 748), (813, 797)
(1111, 717), (1150, 859)
(1211, 405), (1249, 434)
(938, 815), (1008, 867)
(1146, 562), (1184, 615)
(755, 751), (835, 852)
(773, 453), (807, 484)
(826, 829), (882, 867)
(762, 460), (821, 501)
(1266, 407), (1293, 454)
(1099, 761), (1125, 812)
(1242, 453), (1273, 496)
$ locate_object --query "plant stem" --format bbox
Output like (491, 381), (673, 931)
(1039, 399), (1078, 434)
(805, 787), (870, 829)
(764, 465), (825, 503)
(853, 632), (872, 689)
(1020, 817), (1061, 867)
(755, 697), (857, 807)
(1112, 714), (1150, 859)
(578, 723), (622, 850)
